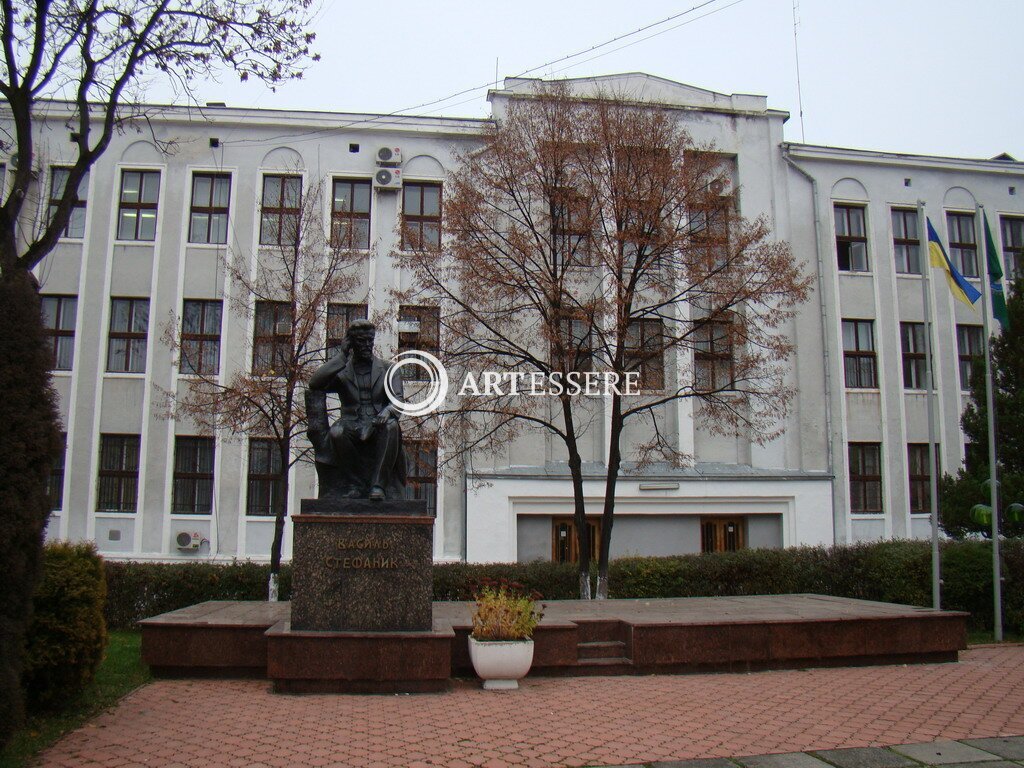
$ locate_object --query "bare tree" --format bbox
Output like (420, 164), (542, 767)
(164, 178), (367, 600)
(0, 0), (316, 740)
(400, 87), (810, 598)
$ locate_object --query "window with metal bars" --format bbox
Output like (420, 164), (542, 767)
(246, 438), (284, 517)
(96, 434), (140, 512)
(172, 437), (215, 514)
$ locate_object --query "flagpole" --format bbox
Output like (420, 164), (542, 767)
(978, 203), (1003, 641)
(918, 201), (941, 610)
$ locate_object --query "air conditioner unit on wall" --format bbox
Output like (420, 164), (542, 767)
(373, 167), (402, 190)
(376, 146), (402, 165)
(175, 531), (203, 550)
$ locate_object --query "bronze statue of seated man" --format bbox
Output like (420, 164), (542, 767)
(306, 320), (407, 500)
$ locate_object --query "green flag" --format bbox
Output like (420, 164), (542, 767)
(984, 212), (1010, 330)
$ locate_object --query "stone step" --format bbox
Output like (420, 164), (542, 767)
(577, 640), (626, 660)
(573, 657), (634, 676)
(575, 620), (626, 643)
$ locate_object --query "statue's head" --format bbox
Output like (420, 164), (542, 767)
(347, 319), (376, 362)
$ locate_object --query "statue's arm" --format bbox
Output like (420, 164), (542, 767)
(308, 347), (348, 391)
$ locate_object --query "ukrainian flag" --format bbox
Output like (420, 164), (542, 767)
(927, 218), (981, 307)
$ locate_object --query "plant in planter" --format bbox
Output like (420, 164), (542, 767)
(468, 581), (544, 690)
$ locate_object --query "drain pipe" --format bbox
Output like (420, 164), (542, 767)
(782, 147), (839, 544)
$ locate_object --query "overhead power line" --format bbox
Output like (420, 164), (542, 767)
(221, 0), (748, 148)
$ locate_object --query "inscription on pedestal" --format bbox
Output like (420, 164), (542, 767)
(291, 499), (432, 632)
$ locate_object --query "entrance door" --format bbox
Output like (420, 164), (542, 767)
(700, 517), (745, 553)
(552, 517), (601, 563)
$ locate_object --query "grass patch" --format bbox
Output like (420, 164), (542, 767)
(0, 631), (150, 768)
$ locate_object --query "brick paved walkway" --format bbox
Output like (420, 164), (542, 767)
(39, 646), (1024, 768)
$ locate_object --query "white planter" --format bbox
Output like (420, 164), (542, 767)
(467, 636), (535, 690)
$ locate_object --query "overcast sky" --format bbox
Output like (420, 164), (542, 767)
(158, 0), (1023, 160)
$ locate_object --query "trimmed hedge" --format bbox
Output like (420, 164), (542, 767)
(23, 542), (107, 710)
(104, 561), (292, 630)
(103, 539), (1024, 632)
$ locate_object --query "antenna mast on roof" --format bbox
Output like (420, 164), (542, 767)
(792, 0), (806, 142)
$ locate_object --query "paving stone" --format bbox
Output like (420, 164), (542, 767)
(811, 748), (917, 768)
(962, 739), (1024, 761)
(29, 647), (1024, 768)
(737, 754), (834, 768)
(892, 741), (999, 764)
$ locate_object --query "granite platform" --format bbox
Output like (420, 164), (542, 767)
(140, 594), (968, 691)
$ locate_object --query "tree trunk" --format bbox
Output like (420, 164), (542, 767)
(0, 265), (60, 748)
(268, 441), (291, 601)
(596, 395), (623, 600)
(561, 397), (591, 599)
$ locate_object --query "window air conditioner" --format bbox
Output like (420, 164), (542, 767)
(374, 168), (402, 189)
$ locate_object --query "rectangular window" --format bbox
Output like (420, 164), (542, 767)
(188, 173), (231, 244)
(253, 301), (292, 375)
(908, 443), (939, 515)
(551, 316), (594, 373)
(49, 432), (66, 511)
(260, 175), (302, 246)
(892, 208), (920, 274)
(117, 170), (160, 241)
(551, 187), (591, 268)
(181, 299), (222, 375)
(49, 167), (88, 238)
(625, 319), (665, 390)
(849, 442), (882, 514)
(1001, 216), (1024, 281)
(900, 322), (927, 390)
(694, 320), (734, 392)
(947, 212), (978, 278)
(331, 178), (371, 249)
(397, 305), (440, 380)
(690, 198), (732, 269)
(326, 302), (368, 358)
(842, 319), (876, 388)
(107, 298), (149, 373)
(701, 517), (745, 553)
(96, 434), (141, 513)
(402, 181), (442, 250)
(41, 295), (77, 371)
(246, 438), (284, 517)
(835, 204), (868, 272)
(172, 436), (215, 514)
(956, 324), (984, 390)
(405, 438), (438, 517)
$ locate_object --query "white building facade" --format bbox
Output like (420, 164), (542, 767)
(25, 73), (1024, 563)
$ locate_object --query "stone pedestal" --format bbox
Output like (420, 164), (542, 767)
(290, 498), (432, 632)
